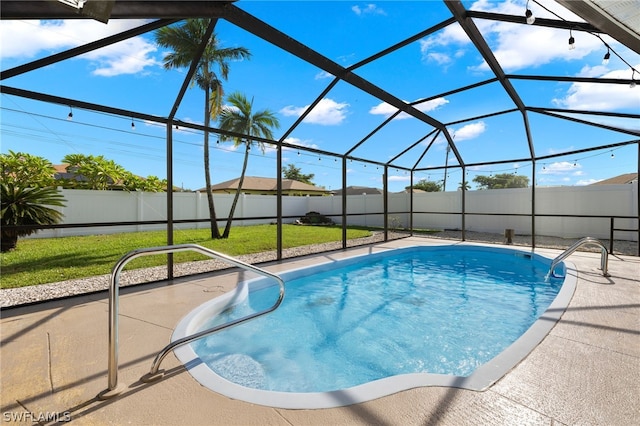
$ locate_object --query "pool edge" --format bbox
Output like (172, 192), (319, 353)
(172, 246), (577, 409)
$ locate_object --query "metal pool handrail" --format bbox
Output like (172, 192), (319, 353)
(548, 237), (609, 278)
(103, 243), (285, 398)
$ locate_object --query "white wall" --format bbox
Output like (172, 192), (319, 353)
(33, 183), (638, 241)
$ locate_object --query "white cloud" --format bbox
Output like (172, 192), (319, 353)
(352, 4), (387, 16)
(0, 20), (158, 76)
(452, 121), (486, 141)
(540, 161), (581, 174)
(280, 98), (349, 125)
(419, 0), (608, 73)
(419, 24), (468, 54)
(552, 65), (640, 110)
(546, 146), (575, 155)
(369, 98), (449, 119)
(283, 137), (319, 151)
(577, 64), (609, 78)
(368, 102), (398, 116)
(419, 0), (640, 122)
(576, 178), (599, 185)
(388, 175), (411, 182)
(315, 71), (334, 80)
(85, 37), (159, 76)
(425, 52), (452, 66)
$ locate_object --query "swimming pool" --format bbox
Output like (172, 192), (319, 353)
(173, 244), (575, 409)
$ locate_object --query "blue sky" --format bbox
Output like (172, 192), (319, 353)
(1, 0), (639, 192)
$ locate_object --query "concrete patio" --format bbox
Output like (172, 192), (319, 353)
(1, 237), (638, 425)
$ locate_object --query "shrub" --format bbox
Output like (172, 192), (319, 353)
(0, 184), (65, 252)
(297, 211), (334, 225)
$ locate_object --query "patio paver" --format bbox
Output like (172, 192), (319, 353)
(1, 237), (638, 425)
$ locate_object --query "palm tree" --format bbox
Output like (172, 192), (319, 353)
(218, 92), (280, 238)
(458, 180), (471, 191)
(1, 184), (65, 252)
(155, 19), (251, 239)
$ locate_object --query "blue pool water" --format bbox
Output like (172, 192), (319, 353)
(180, 245), (565, 399)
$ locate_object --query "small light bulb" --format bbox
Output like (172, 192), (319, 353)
(602, 51), (610, 65)
(525, 9), (535, 24)
(568, 36), (575, 50)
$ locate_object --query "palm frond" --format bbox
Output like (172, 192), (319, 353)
(1, 184), (65, 238)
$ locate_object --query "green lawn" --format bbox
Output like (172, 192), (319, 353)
(0, 225), (372, 289)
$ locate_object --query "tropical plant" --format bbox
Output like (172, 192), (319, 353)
(61, 153), (126, 190)
(407, 179), (442, 192)
(155, 19), (251, 239)
(282, 164), (315, 185)
(218, 92), (280, 238)
(473, 173), (529, 189)
(121, 174), (168, 192)
(60, 153), (167, 192)
(1, 184), (65, 252)
(0, 151), (66, 252)
(0, 150), (56, 187)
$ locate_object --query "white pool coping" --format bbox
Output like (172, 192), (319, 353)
(172, 244), (577, 409)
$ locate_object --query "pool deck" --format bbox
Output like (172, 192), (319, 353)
(1, 237), (638, 425)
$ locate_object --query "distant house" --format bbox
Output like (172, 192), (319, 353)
(200, 176), (330, 196)
(591, 173), (638, 185)
(53, 164), (88, 184)
(332, 186), (383, 195)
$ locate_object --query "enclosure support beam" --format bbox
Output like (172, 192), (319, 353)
(409, 172), (414, 236)
(166, 123), (174, 279)
(461, 166), (466, 242)
(383, 167), (388, 242)
(277, 146), (283, 260)
(342, 157), (348, 250)
(531, 160), (536, 250)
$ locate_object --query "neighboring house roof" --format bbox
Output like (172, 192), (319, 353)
(332, 186), (383, 195)
(200, 176), (329, 195)
(53, 164), (89, 183)
(591, 173), (638, 185)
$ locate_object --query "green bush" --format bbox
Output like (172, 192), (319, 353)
(298, 211), (334, 225)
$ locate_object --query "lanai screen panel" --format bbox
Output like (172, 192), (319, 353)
(1, 0), (638, 195)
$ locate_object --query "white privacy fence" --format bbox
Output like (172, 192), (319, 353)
(35, 183), (638, 241)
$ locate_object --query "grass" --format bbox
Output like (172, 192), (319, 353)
(0, 224), (373, 289)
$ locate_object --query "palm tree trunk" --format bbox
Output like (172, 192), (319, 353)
(0, 231), (18, 253)
(204, 83), (221, 239)
(222, 141), (250, 238)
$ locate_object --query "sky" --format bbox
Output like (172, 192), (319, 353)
(1, 0), (639, 192)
